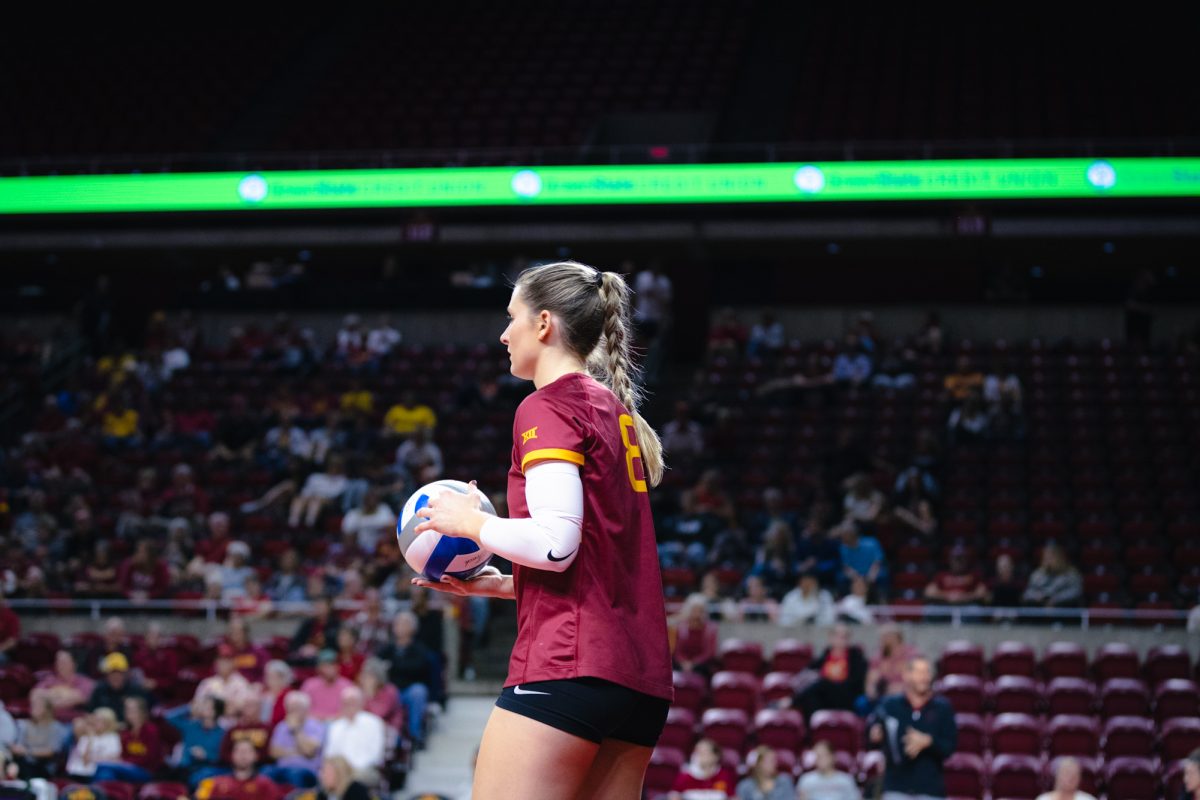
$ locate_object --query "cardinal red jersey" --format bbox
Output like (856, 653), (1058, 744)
(505, 371), (674, 701)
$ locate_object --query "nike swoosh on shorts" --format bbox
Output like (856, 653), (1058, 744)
(513, 685), (551, 696)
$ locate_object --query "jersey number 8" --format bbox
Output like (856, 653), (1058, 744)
(618, 413), (648, 493)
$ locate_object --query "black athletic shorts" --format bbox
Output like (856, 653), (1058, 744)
(496, 676), (671, 747)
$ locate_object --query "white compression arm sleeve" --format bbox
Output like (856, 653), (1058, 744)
(478, 460), (583, 572)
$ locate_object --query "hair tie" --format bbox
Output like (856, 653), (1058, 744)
(593, 271), (605, 289)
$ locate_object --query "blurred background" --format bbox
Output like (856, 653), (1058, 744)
(1, 6), (1199, 800)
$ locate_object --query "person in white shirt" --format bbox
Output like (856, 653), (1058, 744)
(341, 489), (397, 555)
(780, 572), (835, 627)
(366, 315), (402, 358)
(322, 685), (386, 784)
(661, 402), (705, 459)
(395, 426), (444, 484)
(797, 740), (860, 800)
(835, 576), (876, 625)
(65, 707), (121, 779)
(1036, 757), (1097, 800)
(289, 456), (350, 528)
(193, 645), (257, 718)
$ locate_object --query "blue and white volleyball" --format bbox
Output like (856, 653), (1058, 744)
(397, 480), (496, 581)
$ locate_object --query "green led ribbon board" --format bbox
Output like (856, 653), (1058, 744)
(1, 159), (1198, 213)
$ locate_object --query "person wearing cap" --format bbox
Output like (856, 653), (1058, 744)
(88, 653), (151, 723)
(193, 645), (256, 716)
(299, 650), (355, 722)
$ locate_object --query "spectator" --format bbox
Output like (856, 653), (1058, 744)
(88, 653), (151, 722)
(289, 456), (349, 528)
(796, 741), (860, 800)
(94, 695), (163, 782)
(195, 512), (234, 564)
(194, 739), (280, 800)
(75, 540), (122, 598)
(194, 645), (257, 713)
(168, 695), (225, 783)
(334, 315), (367, 365)
(924, 549), (990, 606)
(322, 686), (386, 785)
(394, 425), (443, 484)
(266, 548), (308, 605)
(835, 576), (876, 625)
(737, 575), (779, 623)
(300, 650), (355, 722)
(659, 490), (723, 571)
(1036, 756), (1098, 800)
(314, 755), (372, 800)
(943, 355), (983, 401)
(334, 628), (365, 682)
(692, 470), (736, 525)
(750, 521), (796, 598)
(338, 379), (374, 416)
(670, 594), (719, 677)
(749, 488), (800, 539)
(838, 522), (888, 598)
(892, 470), (937, 538)
(842, 474), (885, 525)
(946, 393), (990, 445)
(868, 656), (957, 800)
(755, 352), (835, 400)
(707, 308), (747, 354)
(219, 698), (273, 766)
(375, 611), (433, 747)
(382, 391), (437, 437)
(865, 624), (918, 706)
(707, 524), (756, 575)
(661, 401), (705, 460)
(988, 390), (1027, 441)
(634, 264), (673, 341)
(117, 538), (171, 600)
(223, 619), (270, 683)
(984, 367), (1023, 412)
(291, 596), (341, 660)
(990, 554), (1023, 608)
(914, 312), (943, 354)
(1182, 749), (1200, 800)
(779, 572), (834, 627)
(668, 737), (736, 800)
(214, 542), (255, 602)
(795, 507), (841, 589)
(259, 661), (294, 729)
(157, 463), (210, 520)
(793, 625), (867, 720)
(0, 700), (13, 750)
(12, 692), (69, 778)
(64, 707), (120, 781)
(131, 623), (178, 695)
(871, 343), (918, 391)
(747, 312), (785, 360)
(358, 658), (403, 733)
(100, 394), (140, 448)
(35, 650), (94, 711)
(229, 576), (272, 620)
(366, 315), (401, 360)
(736, 745), (793, 800)
(261, 412), (311, 467)
(1022, 543), (1083, 608)
(351, 589), (391, 654)
(832, 334), (872, 387)
(341, 488), (397, 556)
(264, 691), (325, 789)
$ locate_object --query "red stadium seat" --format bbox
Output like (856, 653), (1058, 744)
(770, 639), (812, 673)
(1099, 678), (1151, 718)
(699, 708), (750, 753)
(989, 753), (1044, 800)
(937, 674), (985, 715)
(942, 752), (985, 798)
(138, 783), (189, 800)
(991, 641), (1037, 679)
(989, 713), (1043, 755)
(1045, 677), (1096, 717)
(94, 782), (136, 800)
(1160, 717), (1200, 761)
(1103, 756), (1159, 800)
(989, 675), (1042, 715)
(939, 640), (985, 677)
(1043, 755), (1102, 798)
(753, 708), (805, 753)
(953, 713), (986, 755)
(709, 671), (761, 715)
(1146, 644), (1192, 684)
(1165, 760), (1190, 800)
(659, 707), (696, 752)
(761, 672), (797, 705)
(644, 746), (684, 795)
(809, 710), (863, 755)
(1102, 715), (1156, 759)
(858, 749), (885, 784)
(762, 747), (797, 775)
(1041, 642), (1088, 680)
(718, 639), (764, 674)
(1154, 678), (1200, 722)
(1093, 643), (1141, 682)
(672, 671), (707, 712)
(1046, 714), (1099, 758)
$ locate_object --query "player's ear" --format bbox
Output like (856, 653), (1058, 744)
(536, 310), (553, 342)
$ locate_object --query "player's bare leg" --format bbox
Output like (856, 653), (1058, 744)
(471, 706), (600, 800)
(574, 738), (653, 800)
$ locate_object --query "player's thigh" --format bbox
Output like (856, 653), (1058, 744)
(472, 705), (600, 800)
(574, 738), (654, 800)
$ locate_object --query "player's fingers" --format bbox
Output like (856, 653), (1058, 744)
(413, 520), (434, 534)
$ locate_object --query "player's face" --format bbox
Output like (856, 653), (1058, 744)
(500, 288), (540, 380)
(1186, 761), (1200, 792)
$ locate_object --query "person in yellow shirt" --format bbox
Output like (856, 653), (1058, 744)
(339, 380), (374, 415)
(101, 396), (140, 447)
(382, 391), (436, 437)
(943, 355), (983, 401)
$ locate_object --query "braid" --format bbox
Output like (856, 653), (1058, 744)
(596, 271), (665, 487)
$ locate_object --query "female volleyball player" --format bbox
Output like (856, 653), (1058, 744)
(412, 261), (674, 799)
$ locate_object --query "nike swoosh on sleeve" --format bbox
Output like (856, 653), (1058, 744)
(547, 549), (577, 563)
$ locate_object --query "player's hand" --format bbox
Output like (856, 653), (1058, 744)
(869, 723), (883, 743)
(413, 566), (513, 599)
(414, 480), (487, 542)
